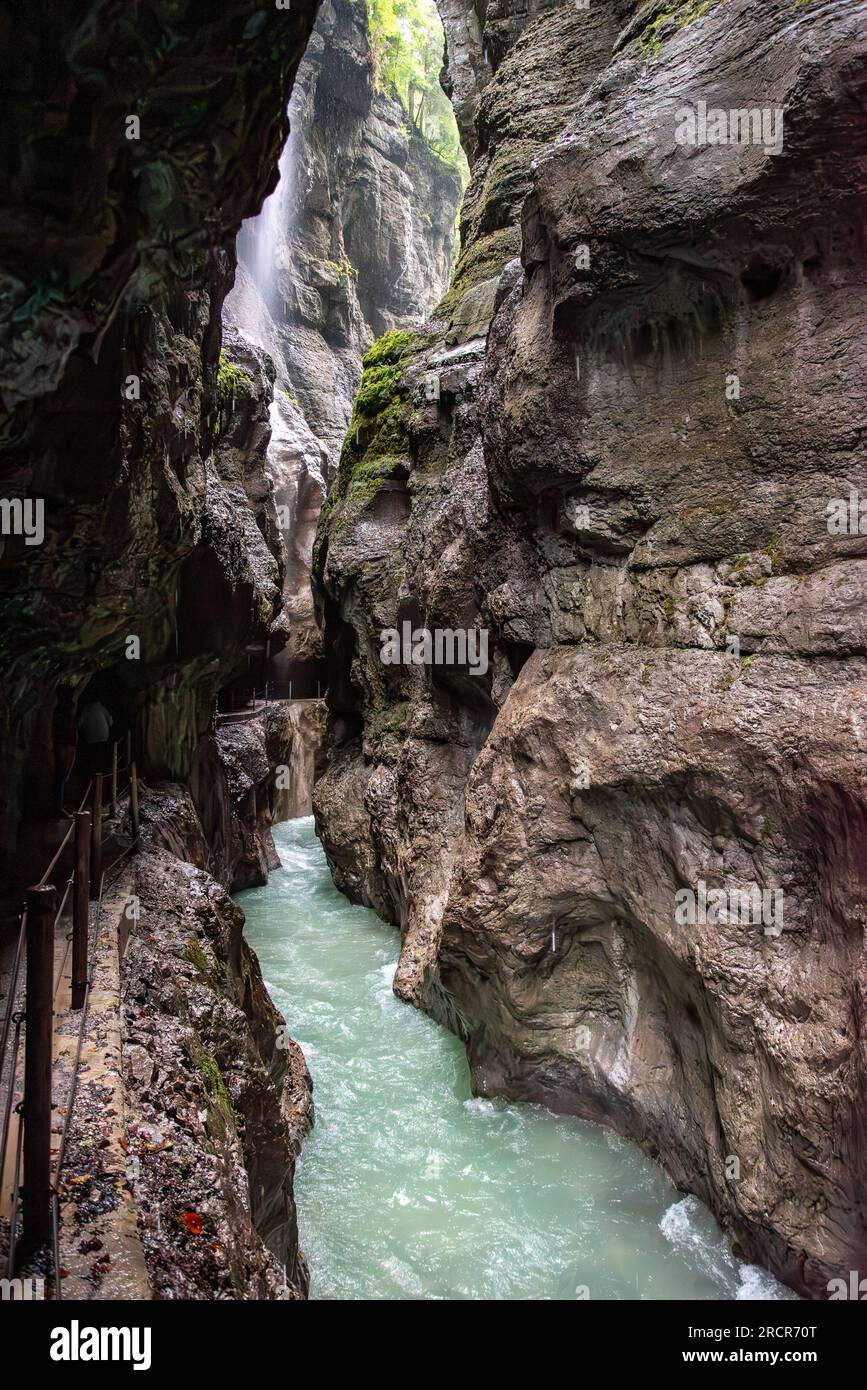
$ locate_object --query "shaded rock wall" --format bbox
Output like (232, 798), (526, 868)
(211, 700), (326, 887)
(313, 0), (867, 1297)
(261, 0), (465, 464)
(275, 700), (329, 820)
(0, 0), (323, 1298)
(0, 0), (321, 865)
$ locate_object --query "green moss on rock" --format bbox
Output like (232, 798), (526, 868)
(184, 938), (212, 980)
(217, 349), (253, 400)
(637, 0), (722, 56)
(214, 349), (254, 441)
(188, 1037), (236, 1144)
(434, 226), (520, 322)
(362, 329), (419, 369)
(321, 329), (419, 532)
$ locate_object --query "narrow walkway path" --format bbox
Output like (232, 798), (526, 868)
(0, 858), (149, 1297)
(216, 696), (323, 727)
(53, 869), (150, 1299)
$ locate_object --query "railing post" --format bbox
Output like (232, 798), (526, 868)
(130, 762), (140, 843)
(20, 884), (56, 1261)
(90, 773), (103, 898)
(72, 811), (91, 1010)
(110, 741), (118, 816)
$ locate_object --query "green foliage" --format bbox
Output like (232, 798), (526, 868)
(312, 255), (358, 282)
(365, 0), (467, 173)
(354, 329), (419, 422)
(363, 328), (419, 368)
(356, 365), (402, 418)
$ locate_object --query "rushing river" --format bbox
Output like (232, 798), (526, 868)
(238, 818), (793, 1302)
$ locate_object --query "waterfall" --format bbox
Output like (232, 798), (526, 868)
(237, 90), (299, 316)
(224, 81), (328, 707)
(244, 164), (285, 312)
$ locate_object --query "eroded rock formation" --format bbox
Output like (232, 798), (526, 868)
(225, 0), (465, 676)
(126, 791), (312, 1299)
(313, 0), (867, 1297)
(0, 0), (323, 1297)
(0, 0), (320, 862)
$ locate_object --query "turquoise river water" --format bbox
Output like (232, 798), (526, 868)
(238, 817), (793, 1302)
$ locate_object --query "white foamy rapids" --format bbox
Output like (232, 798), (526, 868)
(660, 1196), (795, 1300)
(463, 1096), (502, 1119)
(372, 961), (398, 1010)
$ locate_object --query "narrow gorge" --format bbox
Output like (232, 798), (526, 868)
(0, 0), (865, 1323)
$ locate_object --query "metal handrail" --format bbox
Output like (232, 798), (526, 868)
(6, 1115), (24, 1277)
(37, 824), (74, 890)
(51, 1192), (61, 1303)
(1, 749), (140, 1289)
(51, 871), (106, 1194)
(0, 1013), (24, 1248)
(52, 877), (74, 1003)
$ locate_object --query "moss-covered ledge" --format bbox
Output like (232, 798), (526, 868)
(317, 328), (420, 539)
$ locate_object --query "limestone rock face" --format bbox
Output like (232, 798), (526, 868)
(225, 0), (465, 672)
(209, 700), (326, 888)
(0, 2), (317, 411)
(314, 0), (867, 1297)
(266, 0), (464, 465)
(440, 645), (867, 1295)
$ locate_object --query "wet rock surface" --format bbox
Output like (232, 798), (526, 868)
(0, 0), (321, 864)
(314, 0), (867, 1297)
(0, 0), (322, 1299)
(124, 827), (312, 1299)
(439, 645), (867, 1296)
(256, 0), (464, 464)
(214, 701), (326, 886)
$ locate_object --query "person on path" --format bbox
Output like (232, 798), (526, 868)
(51, 684), (77, 817)
(77, 698), (113, 778)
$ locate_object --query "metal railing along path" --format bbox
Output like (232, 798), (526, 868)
(0, 739), (141, 1293)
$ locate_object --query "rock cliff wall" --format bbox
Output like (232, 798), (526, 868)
(225, 0), (466, 673)
(313, 0), (867, 1297)
(0, 0), (324, 1297)
(0, 0), (321, 864)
